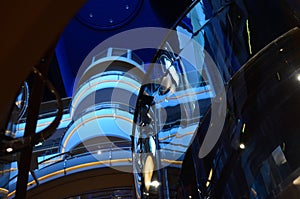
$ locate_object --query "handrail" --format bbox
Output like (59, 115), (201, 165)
(5, 138), (186, 189)
(73, 70), (141, 95)
(5, 140), (132, 188)
(75, 102), (136, 119)
(42, 140), (131, 164)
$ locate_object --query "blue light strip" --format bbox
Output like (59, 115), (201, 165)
(15, 113), (71, 138)
(61, 109), (133, 153)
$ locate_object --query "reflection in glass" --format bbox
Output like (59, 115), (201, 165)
(5, 82), (29, 138)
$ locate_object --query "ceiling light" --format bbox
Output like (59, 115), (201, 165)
(6, 147), (13, 153)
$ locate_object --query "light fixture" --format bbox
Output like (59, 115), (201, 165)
(242, 123), (246, 133)
(145, 180), (160, 189)
(297, 74), (300, 82)
(293, 176), (300, 185)
(6, 147), (13, 153)
(239, 143), (246, 149)
(206, 168), (213, 187)
(153, 181), (160, 188)
(277, 72), (281, 81)
(143, 192), (149, 196)
(150, 180), (160, 188)
(251, 187), (257, 197)
(144, 156), (154, 191)
(35, 142), (43, 147)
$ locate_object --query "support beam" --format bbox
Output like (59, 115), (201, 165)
(15, 54), (51, 199)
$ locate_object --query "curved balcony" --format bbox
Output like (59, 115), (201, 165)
(7, 141), (132, 198)
(61, 48), (145, 153)
(60, 105), (133, 153)
(6, 140), (183, 199)
(71, 71), (140, 119)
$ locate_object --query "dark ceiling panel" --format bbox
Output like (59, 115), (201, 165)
(77, 0), (143, 30)
(55, 0), (192, 97)
(0, 0), (86, 130)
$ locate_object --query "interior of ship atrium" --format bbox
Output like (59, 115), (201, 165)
(1, 0), (300, 198)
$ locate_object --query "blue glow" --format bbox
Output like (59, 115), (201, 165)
(15, 113), (71, 138)
(55, 38), (74, 97)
